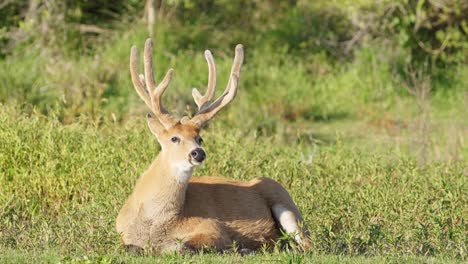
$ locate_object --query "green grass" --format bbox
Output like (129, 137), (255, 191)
(1, 249), (465, 264)
(0, 100), (466, 262)
(0, 18), (467, 262)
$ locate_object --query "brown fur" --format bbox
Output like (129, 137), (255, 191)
(116, 39), (311, 254)
(116, 129), (311, 254)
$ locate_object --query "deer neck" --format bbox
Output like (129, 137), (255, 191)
(136, 152), (193, 219)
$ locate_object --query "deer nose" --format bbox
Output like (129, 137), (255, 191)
(190, 148), (206, 163)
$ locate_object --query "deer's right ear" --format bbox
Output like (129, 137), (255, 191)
(146, 113), (165, 137)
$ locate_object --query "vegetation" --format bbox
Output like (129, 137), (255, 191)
(0, 0), (466, 262)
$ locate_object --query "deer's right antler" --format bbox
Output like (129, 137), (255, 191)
(130, 39), (179, 129)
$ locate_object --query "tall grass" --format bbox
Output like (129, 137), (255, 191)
(0, 13), (466, 262)
(0, 103), (466, 259)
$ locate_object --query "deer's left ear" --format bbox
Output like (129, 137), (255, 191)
(146, 113), (165, 137)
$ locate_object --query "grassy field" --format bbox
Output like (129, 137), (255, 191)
(0, 249), (465, 264)
(0, 64), (466, 262)
(0, 2), (467, 262)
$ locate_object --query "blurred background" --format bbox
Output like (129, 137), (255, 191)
(1, 0), (466, 161)
(0, 1), (467, 259)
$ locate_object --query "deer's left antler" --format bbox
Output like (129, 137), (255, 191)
(190, 44), (244, 127)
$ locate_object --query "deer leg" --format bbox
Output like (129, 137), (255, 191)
(178, 219), (232, 252)
(252, 177), (311, 251)
(183, 233), (223, 250)
(271, 204), (311, 251)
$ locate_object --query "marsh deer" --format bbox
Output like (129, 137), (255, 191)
(116, 38), (311, 254)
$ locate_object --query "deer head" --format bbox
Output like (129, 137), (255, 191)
(129, 39), (244, 172)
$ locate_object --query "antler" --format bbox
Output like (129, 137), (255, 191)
(130, 39), (244, 129)
(190, 44), (244, 127)
(130, 39), (179, 129)
(192, 50), (216, 112)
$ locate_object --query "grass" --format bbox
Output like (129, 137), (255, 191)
(0, 20), (466, 262)
(1, 249), (466, 264)
(0, 101), (466, 262)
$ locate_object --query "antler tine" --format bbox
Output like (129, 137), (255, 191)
(143, 39), (179, 129)
(151, 68), (177, 128)
(192, 50), (217, 111)
(143, 39), (157, 91)
(130, 39), (179, 129)
(191, 44), (244, 127)
(130, 46), (152, 109)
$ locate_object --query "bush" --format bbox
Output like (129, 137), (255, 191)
(362, 0), (468, 65)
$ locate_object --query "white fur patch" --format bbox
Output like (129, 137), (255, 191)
(272, 204), (303, 244)
(171, 161), (193, 182)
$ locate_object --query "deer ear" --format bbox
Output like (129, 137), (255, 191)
(146, 113), (165, 137)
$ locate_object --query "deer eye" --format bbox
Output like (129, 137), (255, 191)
(171, 136), (180, 143)
(196, 136), (203, 145)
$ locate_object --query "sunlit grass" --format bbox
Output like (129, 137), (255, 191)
(0, 103), (465, 261)
(0, 17), (466, 262)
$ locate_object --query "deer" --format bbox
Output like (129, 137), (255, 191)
(116, 38), (311, 254)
